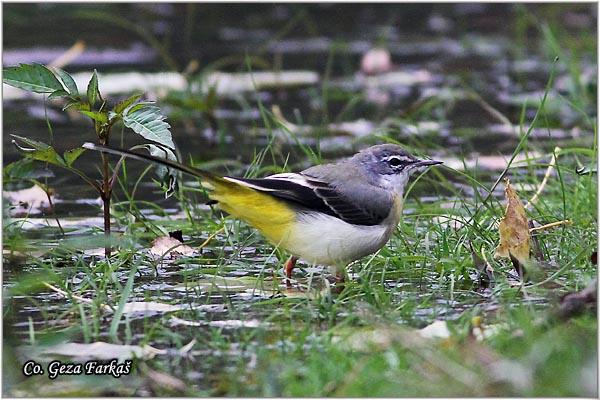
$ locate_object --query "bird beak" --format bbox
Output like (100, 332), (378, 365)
(413, 159), (443, 168)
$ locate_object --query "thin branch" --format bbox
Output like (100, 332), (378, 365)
(529, 219), (572, 233)
(43, 187), (65, 236)
(525, 146), (561, 210)
(467, 90), (513, 127)
(48, 40), (86, 69)
(43, 282), (112, 312)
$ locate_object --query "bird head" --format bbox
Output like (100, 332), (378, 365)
(353, 144), (442, 195)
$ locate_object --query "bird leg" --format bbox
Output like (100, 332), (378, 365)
(331, 268), (346, 293)
(323, 265), (347, 294)
(284, 256), (298, 287)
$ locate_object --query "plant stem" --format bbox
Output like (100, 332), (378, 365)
(101, 150), (112, 257)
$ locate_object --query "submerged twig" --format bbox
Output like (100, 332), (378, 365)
(43, 282), (112, 312)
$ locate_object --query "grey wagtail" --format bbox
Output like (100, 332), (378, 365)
(83, 143), (441, 284)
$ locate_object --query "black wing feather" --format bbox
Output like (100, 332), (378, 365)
(236, 177), (387, 226)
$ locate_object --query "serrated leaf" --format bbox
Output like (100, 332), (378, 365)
(86, 69), (100, 106)
(48, 89), (70, 100)
(124, 101), (152, 115)
(3, 63), (64, 93)
(78, 110), (108, 123)
(11, 134), (66, 167)
(51, 67), (79, 96)
(123, 104), (175, 149)
(146, 144), (178, 198)
(113, 93), (143, 115)
(63, 148), (86, 167)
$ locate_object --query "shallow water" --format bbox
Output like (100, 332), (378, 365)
(2, 3), (597, 396)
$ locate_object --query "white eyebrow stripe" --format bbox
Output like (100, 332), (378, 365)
(383, 155), (412, 162)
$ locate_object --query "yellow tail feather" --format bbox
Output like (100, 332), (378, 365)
(208, 179), (296, 246)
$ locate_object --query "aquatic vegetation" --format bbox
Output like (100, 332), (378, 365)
(3, 64), (177, 255)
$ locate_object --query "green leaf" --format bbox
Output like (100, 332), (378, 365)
(145, 144), (178, 197)
(64, 101), (90, 112)
(113, 93), (143, 115)
(123, 104), (175, 149)
(3, 159), (54, 182)
(48, 89), (70, 100)
(63, 148), (86, 167)
(11, 134), (66, 167)
(86, 69), (100, 106)
(78, 110), (108, 124)
(3, 63), (64, 93)
(124, 101), (149, 114)
(51, 67), (79, 97)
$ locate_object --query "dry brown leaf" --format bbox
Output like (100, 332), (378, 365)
(494, 179), (531, 266)
(150, 236), (195, 258)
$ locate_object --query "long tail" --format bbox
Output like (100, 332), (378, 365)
(82, 142), (297, 244)
(82, 142), (223, 184)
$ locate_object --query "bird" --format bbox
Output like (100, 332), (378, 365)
(83, 142), (442, 286)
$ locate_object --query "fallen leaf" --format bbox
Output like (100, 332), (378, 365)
(418, 320), (451, 339)
(150, 236), (195, 258)
(494, 179), (531, 267)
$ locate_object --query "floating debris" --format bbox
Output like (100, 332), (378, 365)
(3, 184), (55, 216)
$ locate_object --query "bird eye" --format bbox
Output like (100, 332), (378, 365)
(388, 157), (403, 167)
